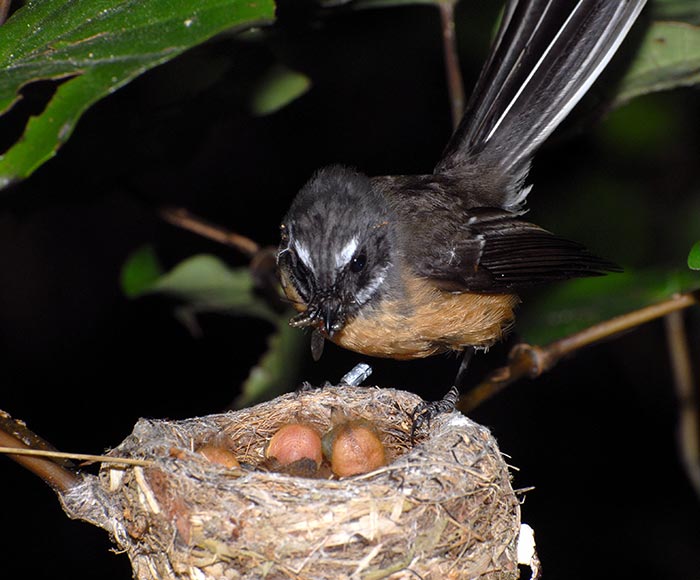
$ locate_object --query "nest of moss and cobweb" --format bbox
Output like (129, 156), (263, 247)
(60, 384), (538, 579)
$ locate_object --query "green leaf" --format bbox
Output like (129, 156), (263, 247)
(132, 254), (279, 323)
(0, 0), (274, 190)
(125, 251), (305, 404)
(236, 320), (308, 408)
(654, 0), (700, 25)
(601, 96), (680, 156)
(688, 242), (700, 270)
(615, 20), (700, 106)
(121, 245), (165, 297)
(518, 270), (700, 345)
(250, 64), (311, 116)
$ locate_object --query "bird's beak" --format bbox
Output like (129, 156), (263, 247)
(289, 298), (346, 339)
(320, 301), (345, 338)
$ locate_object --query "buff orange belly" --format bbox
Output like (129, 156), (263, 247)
(332, 277), (519, 360)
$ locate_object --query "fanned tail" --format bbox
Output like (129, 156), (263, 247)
(435, 0), (646, 209)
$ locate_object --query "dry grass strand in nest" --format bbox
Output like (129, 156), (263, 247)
(88, 386), (529, 579)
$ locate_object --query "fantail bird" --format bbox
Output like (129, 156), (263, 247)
(276, 0), (647, 382)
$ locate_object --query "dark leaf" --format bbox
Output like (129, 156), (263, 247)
(0, 0), (274, 189)
(518, 270), (700, 345)
(615, 20), (700, 106)
(688, 242), (700, 271)
(127, 253), (279, 323)
(250, 64), (311, 116)
(236, 321), (308, 408)
(120, 245), (164, 298)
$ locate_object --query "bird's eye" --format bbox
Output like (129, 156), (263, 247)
(350, 252), (367, 273)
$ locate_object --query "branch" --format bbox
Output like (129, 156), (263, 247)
(459, 291), (700, 412)
(0, 1), (10, 26)
(160, 206), (260, 257)
(438, 0), (465, 131)
(664, 310), (700, 498)
(0, 447), (153, 467)
(0, 409), (155, 496)
(159, 206), (286, 317)
(0, 410), (81, 493)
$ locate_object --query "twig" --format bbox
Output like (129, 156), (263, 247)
(159, 205), (288, 319)
(0, 418), (81, 493)
(160, 206), (260, 258)
(0, 409), (154, 494)
(664, 310), (700, 498)
(0, 447), (153, 468)
(0, 0), (10, 26)
(459, 291), (700, 412)
(438, 0), (465, 130)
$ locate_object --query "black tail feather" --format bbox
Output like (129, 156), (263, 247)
(436, 0), (647, 210)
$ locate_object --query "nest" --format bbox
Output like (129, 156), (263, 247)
(92, 386), (530, 579)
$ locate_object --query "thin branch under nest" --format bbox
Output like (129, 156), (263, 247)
(55, 386), (537, 579)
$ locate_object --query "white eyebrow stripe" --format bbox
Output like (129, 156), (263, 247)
(294, 241), (315, 273)
(335, 236), (359, 269)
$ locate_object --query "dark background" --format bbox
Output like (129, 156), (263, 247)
(1, 3), (699, 578)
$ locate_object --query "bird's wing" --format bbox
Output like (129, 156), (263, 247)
(379, 175), (619, 292)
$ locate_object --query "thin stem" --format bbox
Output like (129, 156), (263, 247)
(459, 291), (700, 412)
(160, 206), (260, 258)
(0, 424), (81, 493)
(0, 1), (10, 26)
(664, 310), (700, 498)
(0, 447), (153, 467)
(438, 0), (465, 131)
(0, 409), (155, 493)
(539, 292), (699, 370)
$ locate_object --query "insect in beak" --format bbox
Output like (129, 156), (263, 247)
(289, 306), (343, 361)
(310, 330), (325, 362)
(289, 309), (317, 329)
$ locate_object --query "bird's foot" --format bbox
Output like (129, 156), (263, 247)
(410, 386), (460, 442)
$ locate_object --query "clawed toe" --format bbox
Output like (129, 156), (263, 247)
(410, 386), (460, 441)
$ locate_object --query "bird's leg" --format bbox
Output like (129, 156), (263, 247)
(410, 347), (473, 441)
(411, 386), (460, 441)
(454, 346), (475, 390)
